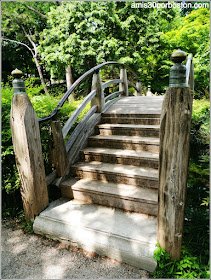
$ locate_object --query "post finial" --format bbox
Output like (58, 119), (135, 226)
(11, 69), (26, 95)
(169, 49), (187, 88)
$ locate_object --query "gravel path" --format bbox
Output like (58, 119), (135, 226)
(1, 218), (150, 279)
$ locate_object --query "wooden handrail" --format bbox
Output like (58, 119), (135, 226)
(62, 89), (96, 138)
(38, 61), (140, 123)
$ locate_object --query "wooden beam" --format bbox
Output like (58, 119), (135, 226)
(50, 120), (69, 177)
(91, 72), (105, 113)
(119, 68), (129, 97)
(157, 87), (193, 259)
(10, 94), (49, 221)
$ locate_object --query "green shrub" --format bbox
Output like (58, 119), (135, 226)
(153, 244), (210, 279)
(191, 99), (210, 146)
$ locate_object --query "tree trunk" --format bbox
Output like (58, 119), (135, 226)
(34, 55), (50, 96)
(66, 65), (75, 102)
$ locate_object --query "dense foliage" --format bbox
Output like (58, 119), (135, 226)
(2, 2), (210, 95)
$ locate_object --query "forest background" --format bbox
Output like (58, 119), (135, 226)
(1, 1), (210, 278)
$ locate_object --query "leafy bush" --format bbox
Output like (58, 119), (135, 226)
(153, 244), (210, 279)
(191, 99), (210, 146)
(1, 78), (92, 212)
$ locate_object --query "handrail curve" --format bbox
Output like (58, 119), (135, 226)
(39, 61), (139, 123)
(186, 54), (194, 91)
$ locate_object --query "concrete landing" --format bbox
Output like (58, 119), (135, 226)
(33, 198), (157, 272)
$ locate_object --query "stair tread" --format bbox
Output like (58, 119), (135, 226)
(89, 135), (159, 144)
(82, 147), (159, 160)
(98, 124), (160, 130)
(72, 161), (158, 179)
(61, 178), (158, 203)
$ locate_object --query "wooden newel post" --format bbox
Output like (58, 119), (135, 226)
(50, 120), (69, 177)
(135, 82), (142, 96)
(119, 68), (129, 96)
(91, 70), (105, 113)
(158, 50), (193, 259)
(10, 69), (49, 221)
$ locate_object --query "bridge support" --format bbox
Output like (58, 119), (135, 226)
(157, 50), (193, 259)
(10, 69), (49, 221)
(119, 68), (129, 96)
(91, 71), (105, 113)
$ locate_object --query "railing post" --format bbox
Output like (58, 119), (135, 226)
(135, 82), (142, 96)
(49, 120), (69, 177)
(157, 50), (193, 259)
(146, 85), (152, 96)
(10, 69), (49, 221)
(91, 70), (104, 113)
(119, 68), (129, 96)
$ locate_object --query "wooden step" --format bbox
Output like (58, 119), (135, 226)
(80, 147), (159, 169)
(101, 117), (160, 125)
(102, 113), (161, 118)
(71, 161), (158, 188)
(88, 135), (160, 153)
(61, 178), (158, 216)
(97, 124), (160, 137)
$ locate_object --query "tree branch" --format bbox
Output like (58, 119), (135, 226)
(2, 38), (34, 56)
(21, 25), (38, 57)
(21, 3), (48, 20)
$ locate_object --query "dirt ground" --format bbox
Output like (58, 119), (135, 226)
(1, 218), (150, 279)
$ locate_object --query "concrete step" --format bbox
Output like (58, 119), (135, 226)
(97, 123), (160, 137)
(71, 161), (158, 188)
(80, 147), (159, 169)
(33, 198), (157, 272)
(61, 178), (158, 216)
(88, 135), (160, 153)
(101, 116), (160, 125)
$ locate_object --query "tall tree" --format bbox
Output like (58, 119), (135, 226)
(1, 1), (56, 94)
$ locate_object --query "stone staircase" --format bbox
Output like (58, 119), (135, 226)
(33, 96), (164, 272)
(61, 113), (160, 217)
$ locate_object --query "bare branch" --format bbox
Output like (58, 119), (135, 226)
(21, 3), (48, 20)
(2, 38), (34, 56)
(20, 25), (38, 57)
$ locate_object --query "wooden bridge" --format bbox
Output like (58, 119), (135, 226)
(10, 50), (194, 272)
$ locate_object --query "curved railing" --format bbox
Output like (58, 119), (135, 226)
(39, 61), (140, 123)
(40, 61), (142, 185)
(186, 54), (194, 91)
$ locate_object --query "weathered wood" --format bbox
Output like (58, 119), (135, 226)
(46, 170), (57, 186)
(135, 82), (142, 96)
(157, 87), (193, 260)
(127, 81), (138, 91)
(91, 72), (105, 113)
(102, 79), (123, 90)
(119, 68), (129, 97)
(65, 105), (97, 152)
(62, 89), (96, 138)
(10, 94), (49, 221)
(50, 120), (69, 177)
(105, 91), (123, 103)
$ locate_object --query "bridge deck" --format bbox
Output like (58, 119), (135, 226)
(106, 96), (164, 115)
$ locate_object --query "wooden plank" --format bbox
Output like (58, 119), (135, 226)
(157, 87), (193, 260)
(10, 94), (49, 221)
(62, 89), (96, 138)
(102, 79), (123, 90)
(65, 105), (97, 152)
(105, 91), (123, 103)
(50, 120), (69, 177)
